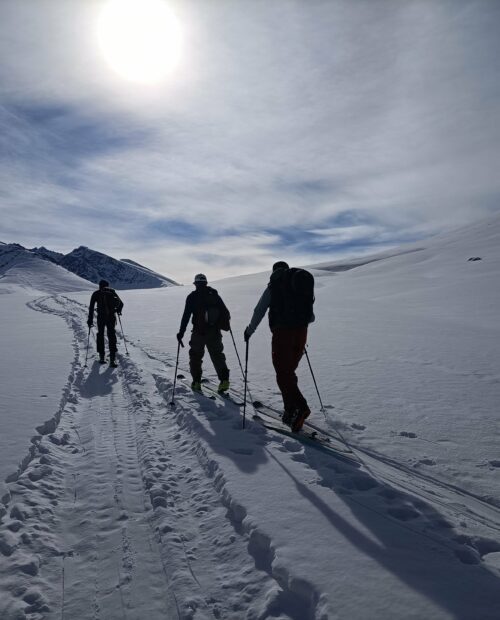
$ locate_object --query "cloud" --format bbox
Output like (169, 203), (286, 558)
(1, 0), (500, 281)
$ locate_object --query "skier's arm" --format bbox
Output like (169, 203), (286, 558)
(88, 292), (97, 325)
(179, 296), (193, 336)
(218, 295), (231, 322)
(245, 286), (271, 337)
(114, 292), (124, 315)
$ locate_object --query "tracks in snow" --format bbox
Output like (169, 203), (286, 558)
(1, 294), (316, 620)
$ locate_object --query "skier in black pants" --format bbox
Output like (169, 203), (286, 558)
(87, 279), (124, 367)
(177, 273), (231, 393)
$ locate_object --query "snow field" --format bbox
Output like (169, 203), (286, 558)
(0, 293), (75, 500)
(1, 215), (500, 618)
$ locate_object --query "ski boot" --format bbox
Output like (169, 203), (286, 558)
(281, 409), (294, 427)
(217, 379), (230, 394)
(109, 355), (118, 368)
(291, 408), (310, 433)
(191, 381), (202, 392)
(99, 355), (106, 364)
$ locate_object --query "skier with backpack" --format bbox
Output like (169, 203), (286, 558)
(244, 261), (315, 432)
(87, 279), (124, 367)
(177, 273), (231, 393)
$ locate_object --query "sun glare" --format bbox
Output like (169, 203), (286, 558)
(97, 0), (183, 83)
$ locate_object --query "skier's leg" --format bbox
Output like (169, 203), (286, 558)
(107, 317), (117, 360)
(206, 329), (229, 382)
(290, 326), (309, 413)
(96, 321), (105, 360)
(271, 328), (296, 413)
(189, 330), (205, 383)
(272, 327), (309, 419)
(289, 327), (310, 431)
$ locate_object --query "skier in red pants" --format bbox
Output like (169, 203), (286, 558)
(244, 261), (315, 432)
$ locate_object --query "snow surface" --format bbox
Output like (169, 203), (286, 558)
(0, 244), (92, 294)
(1, 216), (500, 619)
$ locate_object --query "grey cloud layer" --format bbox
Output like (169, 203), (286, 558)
(1, 0), (499, 280)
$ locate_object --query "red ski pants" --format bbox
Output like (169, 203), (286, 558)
(271, 326), (309, 415)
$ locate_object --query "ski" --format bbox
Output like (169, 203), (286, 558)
(176, 374), (243, 406)
(201, 383), (244, 406)
(252, 414), (359, 464)
(203, 379), (349, 448)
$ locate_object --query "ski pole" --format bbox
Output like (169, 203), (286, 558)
(229, 326), (260, 407)
(229, 326), (245, 377)
(117, 314), (129, 355)
(304, 346), (325, 413)
(170, 339), (183, 406)
(84, 326), (91, 367)
(242, 340), (249, 429)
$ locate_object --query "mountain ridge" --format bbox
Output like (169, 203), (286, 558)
(0, 243), (178, 291)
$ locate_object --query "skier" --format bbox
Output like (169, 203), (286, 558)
(87, 279), (124, 367)
(177, 273), (231, 393)
(244, 261), (315, 432)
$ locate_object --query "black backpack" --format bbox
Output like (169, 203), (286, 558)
(269, 267), (315, 328)
(195, 287), (230, 331)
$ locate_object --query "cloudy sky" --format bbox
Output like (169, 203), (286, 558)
(1, 0), (499, 283)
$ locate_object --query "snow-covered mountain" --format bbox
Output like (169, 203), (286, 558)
(59, 246), (178, 289)
(120, 257), (178, 284)
(30, 246), (65, 265)
(0, 242), (178, 291)
(0, 243), (92, 293)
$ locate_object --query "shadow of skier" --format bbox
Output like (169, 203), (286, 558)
(266, 447), (500, 620)
(80, 361), (119, 398)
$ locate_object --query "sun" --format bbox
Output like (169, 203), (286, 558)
(97, 0), (183, 83)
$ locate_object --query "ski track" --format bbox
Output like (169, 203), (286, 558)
(0, 295), (320, 619)
(1, 293), (500, 619)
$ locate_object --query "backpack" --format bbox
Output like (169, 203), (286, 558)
(195, 287), (230, 331)
(97, 288), (118, 320)
(269, 267), (315, 328)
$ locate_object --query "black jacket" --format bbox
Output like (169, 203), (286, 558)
(179, 286), (230, 335)
(88, 287), (124, 324)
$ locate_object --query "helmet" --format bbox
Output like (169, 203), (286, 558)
(193, 273), (208, 284)
(99, 279), (110, 288)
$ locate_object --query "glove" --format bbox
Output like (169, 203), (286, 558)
(244, 327), (251, 342)
(176, 332), (184, 345)
(117, 310), (122, 316)
(87, 319), (93, 328)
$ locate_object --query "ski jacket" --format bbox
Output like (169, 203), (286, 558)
(246, 268), (315, 337)
(88, 287), (124, 324)
(179, 285), (230, 335)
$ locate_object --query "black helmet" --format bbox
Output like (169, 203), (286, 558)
(99, 279), (109, 288)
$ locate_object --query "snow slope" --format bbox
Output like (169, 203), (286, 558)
(0, 244), (92, 294)
(1, 215), (500, 619)
(0, 246), (91, 501)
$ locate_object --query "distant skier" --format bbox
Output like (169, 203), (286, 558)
(87, 279), (124, 367)
(244, 261), (315, 432)
(177, 273), (231, 393)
